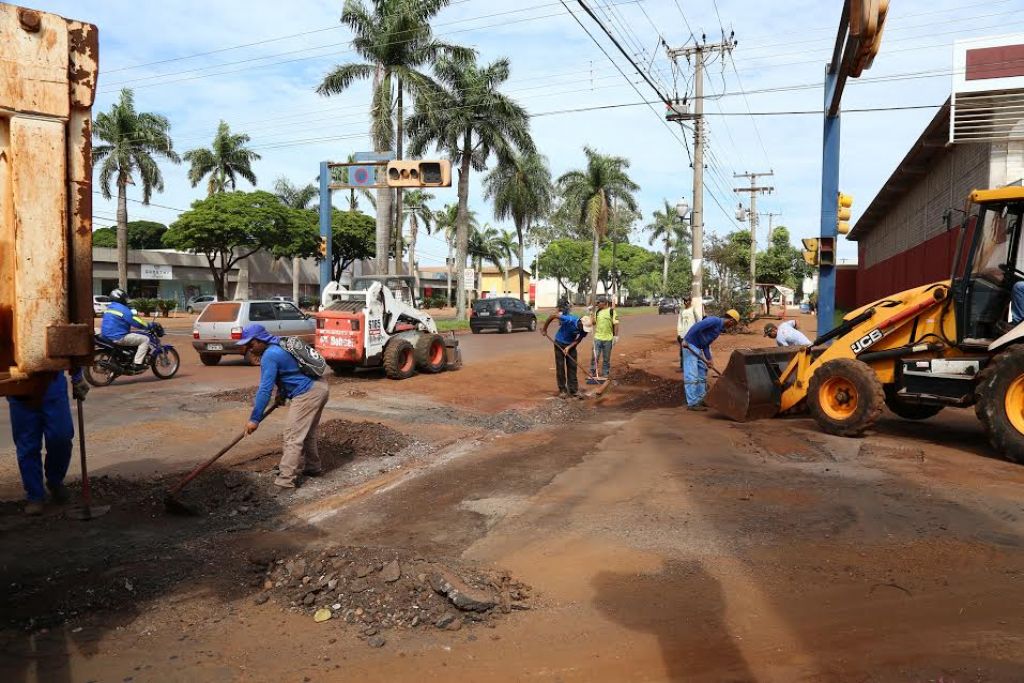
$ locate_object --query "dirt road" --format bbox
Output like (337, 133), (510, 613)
(2, 313), (1022, 682)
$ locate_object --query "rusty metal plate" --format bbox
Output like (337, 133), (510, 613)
(46, 324), (93, 358)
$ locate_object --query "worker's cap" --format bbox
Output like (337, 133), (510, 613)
(725, 309), (741, 323)
(236, 323), (276, 346)
(763, 323), (778, 336)
(581, 315), (594, 333)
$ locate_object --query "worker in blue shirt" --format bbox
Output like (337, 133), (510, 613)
(542, 299), (588, 399)
(7, 369), (89, 515)
(682, 309), (740, 411)
(100, 288), (151, 371)
(238, 324), (329, 492)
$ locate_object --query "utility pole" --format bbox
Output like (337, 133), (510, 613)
(760, 211), (782, 242)
(666, 36), (736, 318)
(733, 171), (774, 306)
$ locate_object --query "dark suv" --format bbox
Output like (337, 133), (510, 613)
(658, 298), (679, 315)
(470, 297), (537, 334)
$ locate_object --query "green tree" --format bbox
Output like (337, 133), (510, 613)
(756, 226), (808, 287)
(483, 151), (553, 302)
(403, 189), (434, 292)
(556, 147), (639, 306)
(183, 121), (260, 196)
(92, 220), (168, 250)
(434, 203), (476, 305)
(536, 239), (591, 302)
(494, 229), (517, 294)
(273, 177), (319, 301)
(330, 210), (376, 281)
(468, 224), (506, 292)
(646, 200), (689, 293)
(163, 191), (310, 298)
(93, 88), (180, 289)
(407, 54), (533, 319)
(317, 0), (470, 275)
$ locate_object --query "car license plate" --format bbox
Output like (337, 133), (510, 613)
(478, 311), (490, 316)
(206, 343), (223, 351)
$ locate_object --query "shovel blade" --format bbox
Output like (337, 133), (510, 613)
(705, 347), (799, 422)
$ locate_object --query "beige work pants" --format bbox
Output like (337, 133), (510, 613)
(275, 380), (329, 487)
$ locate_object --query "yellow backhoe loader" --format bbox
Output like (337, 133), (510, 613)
(707, 187), (1024, 463)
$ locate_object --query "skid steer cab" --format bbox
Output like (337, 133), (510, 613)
(314, 276), (461, 379)
(707, 187), (1024, 464)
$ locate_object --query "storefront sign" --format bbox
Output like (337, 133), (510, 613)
(141, 264), (173, 280)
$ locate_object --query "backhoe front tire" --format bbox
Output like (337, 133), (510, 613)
(883, 386), (943, 420)
(976, 346), (1024, 464)
(808, 358), (884, 437)
(414, 334), (446, 373)
(383, 338), (416, 380)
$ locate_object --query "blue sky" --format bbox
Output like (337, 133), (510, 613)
(32, 0), (1022, 266)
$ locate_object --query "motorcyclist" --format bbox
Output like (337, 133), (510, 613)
(100, 288), (152, 371)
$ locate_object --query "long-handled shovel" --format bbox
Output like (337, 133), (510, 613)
(67, 398), (110, 521)
(164, 402), (279, 516)
(545, 334), (614, 399)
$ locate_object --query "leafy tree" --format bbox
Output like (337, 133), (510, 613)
(468, 224), (506, 289)
(163, 191), (310, 298)
(536, 239), (590, 301)
(646, 200), (690, 293)
(273, 177), (319, 301)
(756, 226), (809, 288)
(599, 242), (660, 300)
(183, 121), (260, 196)
(93, 88), (180, 289)
(483, 151), (552, 301)
(330, 209), (376, 281)
(556, 147), (639, 306)
(403, 190), (434, 292)
(93, 220), (168, 250)
(317, 0), (470, 275)
(407, 54), (533, 319)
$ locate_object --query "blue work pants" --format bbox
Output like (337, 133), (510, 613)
(682, 347), (708, 407)
(591, 339), (613, 378)
(6, 373), (74, 502)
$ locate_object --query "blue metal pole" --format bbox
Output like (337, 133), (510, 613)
(318, 161), (332, 295)
(818, 71), (841, 338)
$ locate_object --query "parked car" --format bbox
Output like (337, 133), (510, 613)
(92, 294), (111, 317)
(185, 294), (218, 314)
(270, 295), (295, 303)
(192, 300), (315, 365)
(657, 298), (679, 315)
(469, 297), (537, 334)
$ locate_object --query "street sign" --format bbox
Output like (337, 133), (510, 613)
(349, 165), (375, 187)
(463, 267), (475, 291)
(353, 151), (396, 162)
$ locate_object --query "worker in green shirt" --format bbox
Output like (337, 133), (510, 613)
(589, 298), (619, 382)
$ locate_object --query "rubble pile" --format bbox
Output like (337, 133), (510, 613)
(317, 419), (413, 459)
(251, 545), (530, 645)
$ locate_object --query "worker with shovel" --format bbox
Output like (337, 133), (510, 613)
(681, 309), (740, 411)
(238, 324), (329, 494)
(589, 298), (619, 383)
(542, 299), (588, 399)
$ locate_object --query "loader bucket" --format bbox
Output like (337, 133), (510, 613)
(705, 347), (800, 422)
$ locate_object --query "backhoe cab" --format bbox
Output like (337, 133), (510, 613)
(707, 187), (1024, 463)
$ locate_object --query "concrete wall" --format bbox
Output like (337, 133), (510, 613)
(861, 143), (989, 269)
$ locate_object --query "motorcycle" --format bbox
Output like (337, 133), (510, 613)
(85, 322), (181, 386)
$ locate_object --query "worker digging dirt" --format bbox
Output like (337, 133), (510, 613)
(681, 309), (739, 411)
(542, 299), (588, 399)
(763, 319), (812, 347)
(239, 324), (330, 494)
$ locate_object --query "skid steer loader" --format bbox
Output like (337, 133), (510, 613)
(707, 187), (1024, 463)
(315, 275), (460, 379)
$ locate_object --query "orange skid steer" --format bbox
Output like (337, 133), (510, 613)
(707, 188), (1024, 463)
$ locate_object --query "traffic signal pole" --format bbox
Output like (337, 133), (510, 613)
(319, 161), (333, 295)
(819, 78), (841, 338)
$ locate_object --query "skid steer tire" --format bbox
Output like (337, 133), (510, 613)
(883, 386), (943, 421)
(383, 338), (416, 380)
(807, 358), (884, 437)
(414, 334), (446, 373)
(975, 346), (1024, 464)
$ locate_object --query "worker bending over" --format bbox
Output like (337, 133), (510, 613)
(239, 324), (330, 493)
(542, 300), (588, 399)
(682, 309), (740, 411)
(763, 319), (811, 347)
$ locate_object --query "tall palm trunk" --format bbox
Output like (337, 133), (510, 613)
(446, 239), (453, 306)
(454, 131), (472, 319)
(373, 66), (392, 275)
(393, 80), (404, 275)
(517, 221), (527, 302)
(408, 215), (419, 295)
(116, 175), (129, 290)
(662, 239), (670, 292)
(292, 256), (301, 304)
(590, 224), (601, 306)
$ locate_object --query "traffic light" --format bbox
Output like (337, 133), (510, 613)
(850, 0), (889, 77)
(819, 237), (836, 267)
(837, 192), (853, 235)
(317, 236), (328, 258)
(802, 238), (819, 267)
(385, 160), (452, 188)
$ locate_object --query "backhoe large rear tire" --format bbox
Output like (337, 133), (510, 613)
(414, 333), (446, 373)
(975, 346), (1024, 464)
(808, 358), (884, 437)
(383, 338), (416, 380)
(883, 386), (943, 420)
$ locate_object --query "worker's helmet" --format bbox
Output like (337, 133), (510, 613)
(763, 323), (778, 337)
(109, 287), (128, 304)
(725, 309), (741, 323)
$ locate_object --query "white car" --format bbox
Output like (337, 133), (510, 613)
(93, 295), (111, 317)
(192, 300), (315, 366)
(185, 294), (218, 314)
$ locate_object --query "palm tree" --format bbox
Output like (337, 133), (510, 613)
(317, 0), (471, 276)
(93, 88), (180, 289)
(434, 203), (476, 306)
(647, 200), (690, 293)
(469, 224), (505, 295)
(183, 120), (260, 196)
(483, 151), (552, 302)
(403, 189), (434, 292)
(495, 229), (517, 294)
(407, 54), (533, 320)
(557, 147), (639, 305)
(273, 177), (318, 303)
